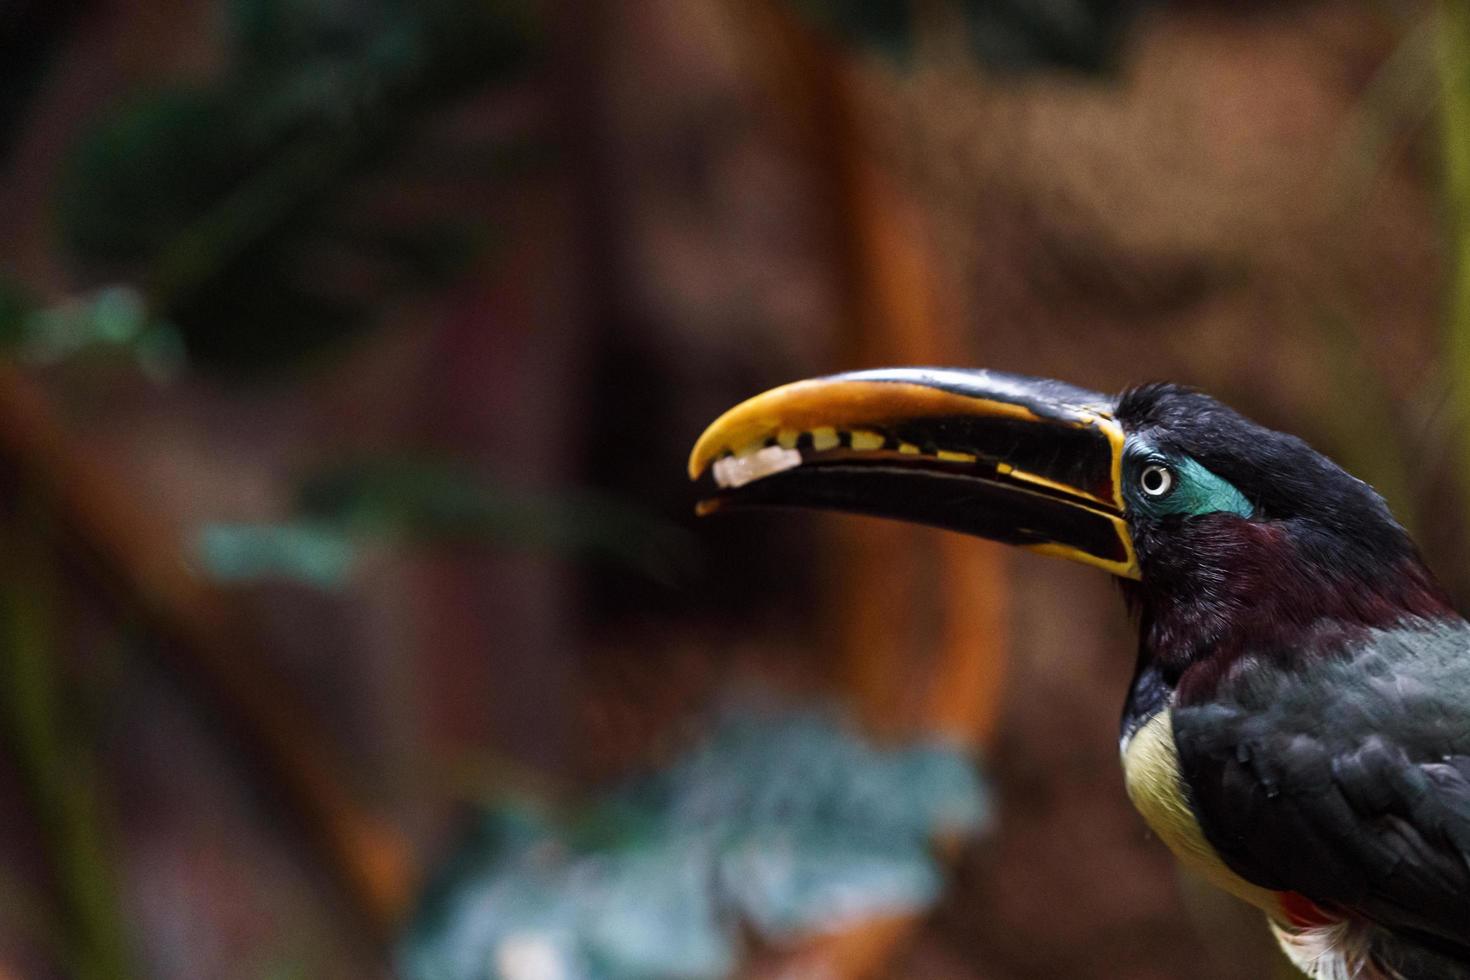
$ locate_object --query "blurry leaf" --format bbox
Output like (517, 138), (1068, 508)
(789, 0), (913, 59)
(0, 279), (35, 350)
(59, 0), (538, 374)
(399, 695), (991, 980)
(719, 839), (939, 939)
(61, 89), (263, 263)
(965, 0), (1143, 73)
(230, 0), (409, 70)
(194, 459), (695, 587)
(0, 282), (184, 378)
(790, 0), (1143, 73)
(297, 458), (695, 584)
(18, 285), (185, 380)
(403, 807), (596, 980)
(198, 522), (357, 589)
(0, 510), (133, 979)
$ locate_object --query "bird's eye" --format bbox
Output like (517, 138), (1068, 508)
(1139, 463), (1174, 498)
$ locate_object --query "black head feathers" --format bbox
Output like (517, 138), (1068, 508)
(1115, 383), (1412, 561)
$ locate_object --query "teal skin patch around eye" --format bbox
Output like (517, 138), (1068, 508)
(1148, 457), (1252, 519)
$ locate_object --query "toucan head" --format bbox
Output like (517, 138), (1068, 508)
(689, 369), (1454, 698)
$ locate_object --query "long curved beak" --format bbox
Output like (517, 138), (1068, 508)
(688, 367), (1138, 579)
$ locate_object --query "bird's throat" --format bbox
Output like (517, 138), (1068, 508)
(1125, 517), (1454, 706)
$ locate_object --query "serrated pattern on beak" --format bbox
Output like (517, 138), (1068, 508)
(688, 369), (1139, 579)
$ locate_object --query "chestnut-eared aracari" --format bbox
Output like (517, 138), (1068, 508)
(689, 368), (1470, 980)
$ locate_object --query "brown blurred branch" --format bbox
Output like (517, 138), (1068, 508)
(730, 4), (1009, 977)
(737, 0), (1010, 750)
(0, 364), (415, 944)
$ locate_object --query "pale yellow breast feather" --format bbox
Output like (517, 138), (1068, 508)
(1121, 710), (1281, 914)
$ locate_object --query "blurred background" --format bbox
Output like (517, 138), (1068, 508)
(1, 0), (1467, 977)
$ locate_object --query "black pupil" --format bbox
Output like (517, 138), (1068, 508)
(1143, 467), (1166, 493)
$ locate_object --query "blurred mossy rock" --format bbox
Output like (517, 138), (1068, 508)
(399, 696), (991, 980)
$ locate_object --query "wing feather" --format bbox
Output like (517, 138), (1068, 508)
(1173, 623), (1470, 961)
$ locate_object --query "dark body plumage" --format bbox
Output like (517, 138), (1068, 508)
(1116, 386), (1470, 978)
(1176, 624), (1470, 976)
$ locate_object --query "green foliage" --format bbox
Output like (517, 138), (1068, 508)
(400, 697), (990, 980)
(791, 0), (1143, 73)
(0, 282), (183, 379)
(790, 0), (914, 59)
(965, 0), (1142, 73)
(196, 457), (695, 588)
(0, 511), (132, 980)
(0, 278), (34, 350)
(198, 522), (357, 589)
(59, 0), (538, 374)
(22, 286), (184, 379)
